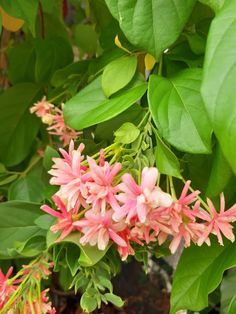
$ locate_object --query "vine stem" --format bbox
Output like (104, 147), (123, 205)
(169, 176), (177, 200)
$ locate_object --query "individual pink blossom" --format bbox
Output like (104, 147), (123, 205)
(196, 193), (236, 246)
(82, 156), (122, 214)
(74, 210), (127, 250)
(113, 167), (172, 223)
(30, 96), (54, 118)
(0, 267), (17, 310)
(41, 195), (80, 241)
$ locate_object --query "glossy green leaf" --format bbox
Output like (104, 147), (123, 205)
(148, 69), (212, 154)
(0, 83), (41, 166)
(114, 122), (140, 144)
(170, 239), (236, 313)
(35, 37), (73, 83)
(105, 0), (196, 59)
(153, 128), (181, 178)
(64, 75), (147, 130)
(0, 201), (44, 258)
(102, 55), (137, 97)
(201, 1), (236, 174)
(80, 291), (98, 313)
(206, 145), (233, 198)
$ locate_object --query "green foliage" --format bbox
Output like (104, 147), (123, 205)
(63, 74), (147, 130)
(149, 69), (212, 154)
(0, 201), (45, 258)
(0, 83), (41, 166)
(201, 0), (236, 174)
(114, 122), (140, 144)
(102, 55), (137, 97)
(170, 239), (236, 313)
(105, 0), (196, 60)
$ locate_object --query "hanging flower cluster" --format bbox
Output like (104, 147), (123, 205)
(30, 96), (80, 146)
(0, 258), (55, 313)
(41, 141), (236, 260)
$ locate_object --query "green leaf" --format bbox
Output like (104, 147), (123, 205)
(7, 41), (36, 84)
(66, 244), (81, 276)
(153, 128), (181, 178)
(0, 83), (41, 166)
(170, 239), (236, 313)
(80, 291), (98, 313)
(43, 146), (60, 171)
(105, 293), (124, 307)
(105, 0), (196, 60)
(201, 1), (236, 174)
(8, 173), (45, 203)
(47, 232), (110, 266)
(74, 24), (98, 54)
(102, 55), (137, 97)
(221, 270), (236, 314)
(114, 122), (140, 144)
(148, 69), (212, 154)
(0, 0), (38, 35)
(0, 201), (44, 258)
(199, 0), (224, 12)
(206, 145), (233, 198)
(64, 74), (147, 130)
(35, 37), (73, 83)
(0, 174), (18, 186)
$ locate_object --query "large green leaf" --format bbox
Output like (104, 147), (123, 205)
(35, 37), (73, 83)
(148, 69), (212, 154)
(0, 83), (41, 166)
(201, 1), (236, 174)
(63, 74), (147, 130)
(170, 239), (236, 313)
(206, 145), (233, 198)
(105, 0), (196, 60)
(221, 270), (236, 314)
(0, 201), (44, 258)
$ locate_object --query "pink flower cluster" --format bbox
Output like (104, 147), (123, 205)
(0, 261), (55, 313)
(30, 96), (80, 146)
(42, 141), (236, 260)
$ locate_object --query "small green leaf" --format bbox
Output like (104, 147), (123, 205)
(153, 128), (181, 179)
(0, 174), (18, 186)
(105, 293), (124, 308)
(80, 291), (98, 313)
(114, 122), (140, 144)
(43, 146), (60, 171)
(64, 74), (147, 130)
(102, 55), (137, 97)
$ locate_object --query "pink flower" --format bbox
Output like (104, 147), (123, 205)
(47, 109), (80, 146)
(197, 193), (236, 246)
(41, 195), (80, 241)
(30, 96), (54, 118)
(0, 267), (17, 310)
(113, 167), (172, 223)
(49, 141), (87, 209)
(74, 210), (127, 250)
(82, 156), (122, 214)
